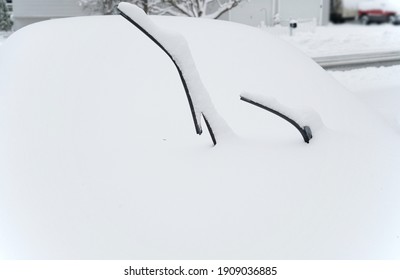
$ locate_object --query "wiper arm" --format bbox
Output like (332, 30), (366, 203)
(240, 95), (313, 144)
(118, 3), (233, 146)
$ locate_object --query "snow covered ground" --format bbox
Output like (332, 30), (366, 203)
(267, 23), (400, 57)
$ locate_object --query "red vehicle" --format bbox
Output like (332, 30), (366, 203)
(358, 0), (400, 24)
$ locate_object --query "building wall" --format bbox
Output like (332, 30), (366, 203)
(13, 0), (85, 30)
(228, 0), (275, 27)
(227, 0), (330, 27)
(280, 0), (330, 25)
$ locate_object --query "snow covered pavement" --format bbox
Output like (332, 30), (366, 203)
(269, 23), (400, 57)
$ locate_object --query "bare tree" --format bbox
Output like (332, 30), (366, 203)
(160, 0), (242, 19)
(79, 0), (159, 15)
(79, 0), (242, 18)
(0, 0), (12, 31)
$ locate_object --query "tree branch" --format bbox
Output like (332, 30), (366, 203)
(79, 0), (242, 19)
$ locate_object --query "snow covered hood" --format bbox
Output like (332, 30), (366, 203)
(0, 9), (399, 259)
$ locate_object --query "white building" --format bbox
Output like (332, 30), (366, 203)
(12, 0), (85, 30)
(224, 0), (330, 27)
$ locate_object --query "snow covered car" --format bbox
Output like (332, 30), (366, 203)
(0, 3), (399, 259)
(358, 0), (400, 24)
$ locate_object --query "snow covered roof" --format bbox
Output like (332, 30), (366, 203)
(0, 8), (399, 259)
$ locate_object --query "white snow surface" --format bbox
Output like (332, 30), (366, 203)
(0, 14), (399, 260)
(270, 24), (400, 57)
(330, 65), (400, 131)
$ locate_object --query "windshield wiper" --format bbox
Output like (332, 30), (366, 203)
(118, 3), (233, 146)
(240, 95), (313, 144)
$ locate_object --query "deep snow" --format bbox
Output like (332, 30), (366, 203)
(0, 12), (399, 260)
(268, 24), (400, 57)
(330, 65), (400, 131)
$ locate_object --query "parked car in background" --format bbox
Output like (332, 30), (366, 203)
(358, 0), (400, 24)
(331, 0), (400, 24)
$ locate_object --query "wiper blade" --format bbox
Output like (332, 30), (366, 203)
(240, 95), (313, 144)
(118, 3), (233, 146)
